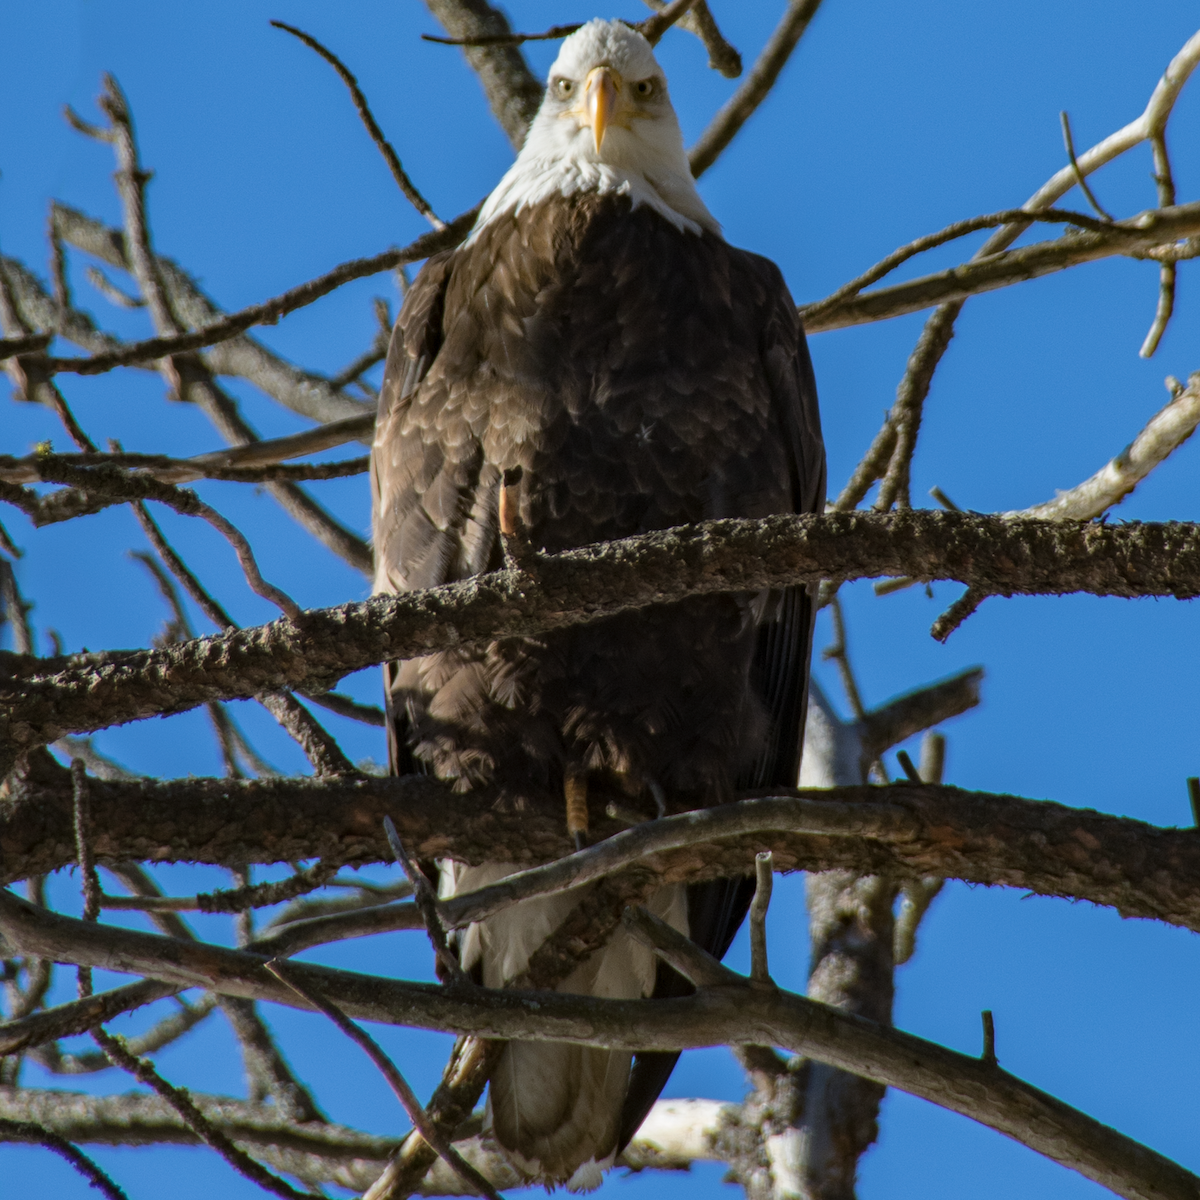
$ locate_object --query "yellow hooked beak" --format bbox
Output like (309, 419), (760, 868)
(583, 66), (620, 152)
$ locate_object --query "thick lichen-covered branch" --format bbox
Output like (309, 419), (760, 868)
(6, 761), (1200, 933)
(1, 511), (1197, 768)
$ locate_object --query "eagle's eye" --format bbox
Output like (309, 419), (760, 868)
(553, 77), (575, 98)
(634, 79), (655, 97)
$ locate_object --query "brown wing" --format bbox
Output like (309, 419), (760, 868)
(371, 248), (505, 773)
(620, 253), (825, 1149)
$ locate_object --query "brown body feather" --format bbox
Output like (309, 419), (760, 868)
(371, 191), (824, 1186)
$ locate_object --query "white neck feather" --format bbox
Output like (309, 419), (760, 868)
(470, 22), (720, 241)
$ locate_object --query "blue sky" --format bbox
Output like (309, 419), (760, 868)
(3, 2), (1200, 1197)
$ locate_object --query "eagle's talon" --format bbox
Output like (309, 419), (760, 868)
(565, 769), (589, 847)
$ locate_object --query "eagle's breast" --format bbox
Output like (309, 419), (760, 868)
(384, 193), (792, 565)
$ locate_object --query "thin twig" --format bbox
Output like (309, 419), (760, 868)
(930, 486), (961, 512)
(0, 517), (21, 558)
(270, 22), (445, 231)
(91, 1027), (312, 1200)
(422, 22), (581, 47)
(88, 454), (300, 622)
(0, 1116), (130, 1200)
(107, 862), (325, 1123)
(0, 332), (52, 361)
(893, 733), (948, 965)
(156, 490), (301, 621)
(48, 91), (316, 623)
(131, 503), (354, 776)
(624, 904), (742, 988)
(258, 692), (359, 777)
(0, 979), (183, 1057)
(895, 749), (921, 783)
(749, 852), (774, 985)
(33, 994), (218, 1074)
(642, 0), (741, 76)
(62, 104), (114, 142)
(100, 861), (346, 915)
(689, 0), (825, 178)
(831, 30), (1200, 512)
(48, 218), (72, 316)
(0, 558), (34, 654)
(44, 202), (374, 424)
(930, 585), (988, 643)
(202, 860), (346, 913)
(86, 264), (144, 309)
(38, 212), (476, 376)
(52, 736), (134, 781)
(802, 206), (1114, 324)
(1060, 111), (1114, 223)
(1141, 131), (1177, 357)
(70, 760), (100, 1002)
(131, 548), (246, 776)
(328, 345), (387, 392)
(302, 689), (386, 727)
(264, 961), (503, 1200)
(97, 74), (183, 338)
(382, 817), (469, 985)
(1014, 371), (1200, 520)
(638, 0), (698, 45)
(132, 505), (234, 629)
(822, 595), (867, 720)
(981, 1010), (997, 1067)
(67, 816), (94, 925)
(920, 730), (947, 786)
(47, 388), (98, 454)
(874, 301), (962, 512)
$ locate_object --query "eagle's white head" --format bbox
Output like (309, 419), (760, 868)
(472, 19), (720, 238)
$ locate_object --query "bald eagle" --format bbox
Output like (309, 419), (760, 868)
(371, 18), (825, 1191)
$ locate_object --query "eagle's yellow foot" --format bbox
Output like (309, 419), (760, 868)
(564, 769), (588, 852)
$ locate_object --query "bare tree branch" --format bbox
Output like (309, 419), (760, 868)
(839, 27), (1200, 511)
(689, 0), (825, 178)
(6, 765), (1200, 935)
(53, 80), (379, 578)
(104, 860), (326, 1128)
(257, 693), (358, 778)
(0, 1086), (407, 1193)
(1, 890), (1193, 1200)
(265, 961), (501, 1200)
(39, 212), (475, 377)
(0, 333), (52, 362)
(32, 994), (218, 1075)
(1058, 111), (1115, 223)
(1017, 372), (1200, 520)
(48, 205), (372, 424)
(1, 411), (373, 484)
(0, 1114), (130, 1200)
(642, 1), (741, 77)
(421, 0), (543, 150)
(90, 1024), (312, 1200)
(859, 667), (982, 761)
(637, 0), (701, 46)
(422, 24), (582, 48)
(3, 511), (1197, 768)
(1141, 131), (1179, 356)
(800, 199), (1200, 333)
(0, 980), (181, 1057)
(875, 373), (1200, 601)
(0, 1086), (728, 1192)
(270, 22), (445, 231)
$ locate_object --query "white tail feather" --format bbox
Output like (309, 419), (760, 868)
(443, 860), (687, 1185)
